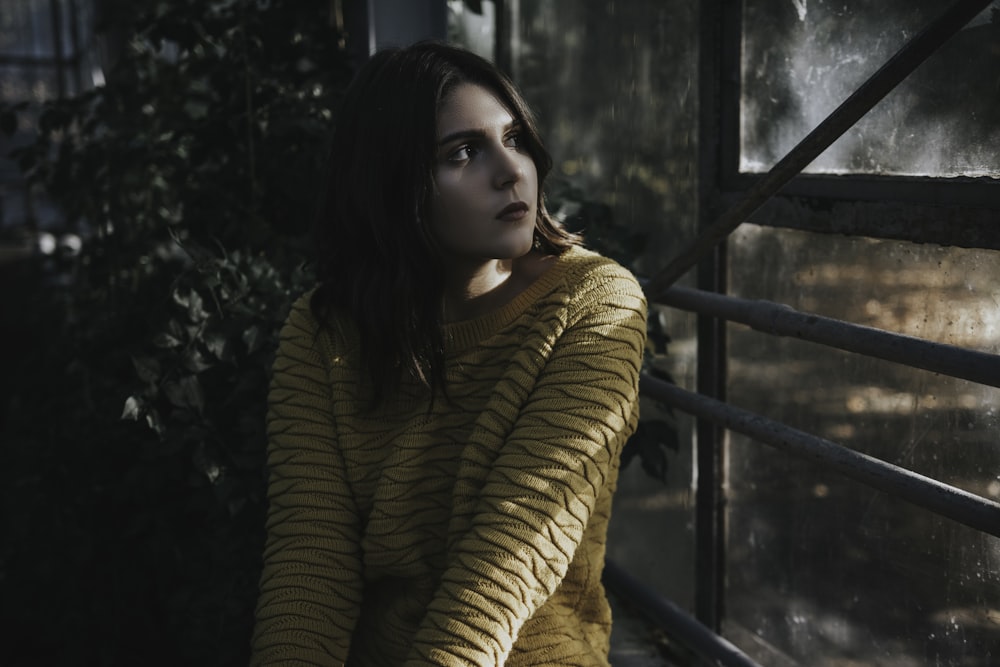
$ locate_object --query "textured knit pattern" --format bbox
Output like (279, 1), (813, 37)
(251, 246), (647, 666)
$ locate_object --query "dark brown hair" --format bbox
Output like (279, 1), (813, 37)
(311, 41), (579, 405)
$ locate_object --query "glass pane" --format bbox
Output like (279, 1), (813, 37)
(740, 0), (1000, 178)
(726, 225), (1000, 665)
(58, 0), (77, 58)
(446, 0), (496, 62)
(0, 0), (57, 58)
(0, 63), (59, 104)
(489, 0), (700, 610)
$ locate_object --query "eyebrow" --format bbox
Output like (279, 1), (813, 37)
(437, 121), (522, 147)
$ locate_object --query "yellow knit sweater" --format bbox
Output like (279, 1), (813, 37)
(251, 246), (647, 666)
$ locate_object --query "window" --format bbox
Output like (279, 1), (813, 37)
(459, 1), (1000, 665)
(740, 0), (1000, 178)
(724, 2), (1000, 663)
(0, 0), (100, 231)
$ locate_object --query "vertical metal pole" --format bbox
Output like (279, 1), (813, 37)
(694, 0), (730, 632)
(694, 257), (726, 631)
(50, 0), (66, 98)
(68, 0), (83, 94)
(493, 0), (511, 74)
(366, 0), (377, 55)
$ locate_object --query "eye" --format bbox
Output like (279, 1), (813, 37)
(504, 131), (523, 149)
(446, 144), (479, 163)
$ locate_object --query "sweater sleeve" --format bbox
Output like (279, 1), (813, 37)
(404, 268), (647, 666)
(251, 300), (363, 666)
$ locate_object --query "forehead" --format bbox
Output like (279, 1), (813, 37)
(436, 83), (516, 134)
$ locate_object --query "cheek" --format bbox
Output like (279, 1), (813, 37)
(429, 174), (476, 229)
(428, 186), (467, 249)
(522, 158), (540, 200)
(429, 183), (455, 229)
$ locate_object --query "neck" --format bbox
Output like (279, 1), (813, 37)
(440, 250), (559, 323)
(441, 258), (515, 322)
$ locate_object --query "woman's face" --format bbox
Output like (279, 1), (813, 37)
(429, 82), (538, 267)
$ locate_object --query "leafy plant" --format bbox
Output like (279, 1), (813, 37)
(0, 0), (348, 664)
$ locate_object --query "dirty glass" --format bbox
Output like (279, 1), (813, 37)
(726, 224), (1000, 666)
(452, 0), (702, 610)
(446, 0), (497, 61)
(740, 0), (1000, 178)
(0, 0), (58, 58)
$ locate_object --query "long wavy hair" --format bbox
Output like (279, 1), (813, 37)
(311, 42), (580, 405)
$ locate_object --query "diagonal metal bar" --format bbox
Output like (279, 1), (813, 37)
(641, 375), (1000, 539)
(645, 0), (995, 297)
(603, 559), (764, 667)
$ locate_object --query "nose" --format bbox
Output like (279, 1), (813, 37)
(493, 148), (528, 190)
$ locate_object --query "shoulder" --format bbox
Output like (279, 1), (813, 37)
(556, 246), (646, 307)
(277, 289), (357, 362)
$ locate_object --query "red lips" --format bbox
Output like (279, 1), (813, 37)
(496, 201), (530, 221)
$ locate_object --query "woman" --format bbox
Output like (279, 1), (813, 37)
(251, 42), (647, 666)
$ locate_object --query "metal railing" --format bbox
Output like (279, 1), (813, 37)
(643, 0), (996, 298)
(640, 375), (1000, 540)
(658, 286), (1000, 390)
(603, 560), (763, 667)
(602, 0), (999, 663)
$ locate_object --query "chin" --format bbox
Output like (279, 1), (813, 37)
(507, 235), (537, 259)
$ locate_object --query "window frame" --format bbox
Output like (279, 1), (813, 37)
(717, 0), (1000, 251)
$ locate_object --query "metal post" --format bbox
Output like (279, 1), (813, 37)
(493, 0), (511, 74)
(50, 0), (66, 98)
(693, 0), (728, 632)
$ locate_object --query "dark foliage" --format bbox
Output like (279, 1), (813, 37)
(1, 1), (348, 664)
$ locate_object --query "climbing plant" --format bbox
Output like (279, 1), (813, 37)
(1, 1), (348, 664)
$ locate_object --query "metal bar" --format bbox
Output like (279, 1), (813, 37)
(726, 173), (1000, 213)
(641, 375), (1000, 539)
(644, 0), (995, 296)
(365, 0), (377, 55)
(693, 0), (728, 633)
(50, 0), (66, 98)
(657, 286), (1000, 389)
(603, 559), (764, 667)
(493, 0), (511, 75)
(726, 189), (1000, 252)
(68, 0), (83, 95)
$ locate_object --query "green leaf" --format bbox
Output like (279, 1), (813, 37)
(242, 324), (262, 354)
(121, 395), (143, 420)
(183, 347), (214, 373)
(183, 99), (209, 120)
(193, 444), (223, 484)
(186, 289), (208, 322)
(203, 330), (232, 362)
(153, 332), (183, 348)
(165, 375), (205, 414)
(170, 287), (208, 322)
(172, 287), (190, 309)
(131, 355), (162, 383)
(145, 407), (165, 436)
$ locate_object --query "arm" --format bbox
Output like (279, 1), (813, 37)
(405, 271), (647, 666)
(251, 301), (363, 666)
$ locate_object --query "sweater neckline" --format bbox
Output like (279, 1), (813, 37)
(443, 246), (583, 353)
